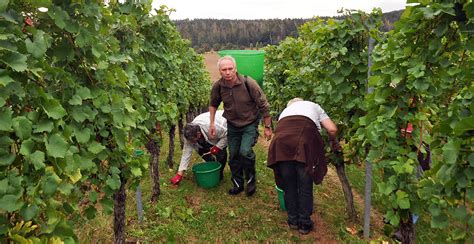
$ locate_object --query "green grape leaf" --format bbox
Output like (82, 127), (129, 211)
(384, 209), (400, 226)
(70, 106), (97, 123)
(450, 228), (467, 241)
(85, 206), (97, 220)
(130, 167), (142, 177)
(20, 204), (40, 221)
(396, 190), (410, 209)
(77, 87), (92, 99)
(0, 136), (12, 146)
(0, 194), (24, 212)
(465, 2), (474, 19)
(43, 176), (59, 196)
(19, 139), (35, 156)
(68, 94), (82, 105)
(12, 116), (32, 140)
(25, 30), (51, 58)
(89, 191), (98, 202)
(29, 151), (46, 170)
(0, 109), (13, 131)
(43, 99), (67, 119)
(0, 179), (6, 195)
(64, 21), (79, 34)
(112, 128), (127, 150)
(378, 182), (396, 195)
(106, 175), (121, 190)
(453, 116), (474, 136)
(33, 120), (54, 133)
(74, 154), (95, 170)
(469, 216), (474, 227)
(467, 188), (474, 201)
(48, 6), (69, 29)
(88, 141), (105, 154)
(100, 199), (113, 215)
(429, 204), (441, 216)
(58, 183), (74, 195)
(74, 127), (91, 144)
(0, 74), (14, 87)
(46, 134), (69, 158)
(0, 39), (18, 51)
(442, 140), (460, 165)
(0, 12), (17, 24)
(451, 206), (468, 221)
(431, 214), (449, 229)
(0, 153), (15, 166)
(0, 52), (27, 72)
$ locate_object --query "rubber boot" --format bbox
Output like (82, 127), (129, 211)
(228, 177), (244, 195)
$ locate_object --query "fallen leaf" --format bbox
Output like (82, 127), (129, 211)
(346, 226), (358, 235)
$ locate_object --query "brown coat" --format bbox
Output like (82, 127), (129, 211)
(267, 116), (327, 185)
(210, 74), (270, 127)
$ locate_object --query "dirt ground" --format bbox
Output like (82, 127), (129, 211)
(204, 52), (220, 82)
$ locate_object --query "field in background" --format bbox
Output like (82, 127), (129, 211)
(204, 52), (220, 82)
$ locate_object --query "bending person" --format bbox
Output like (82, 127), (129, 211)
(170, 111), (227, 185)
(267, 98), (340, 235)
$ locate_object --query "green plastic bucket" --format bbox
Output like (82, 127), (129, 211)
(192, 161), (222, 189)
(217, 50), (265, 87)
(275, 185), (286, 211)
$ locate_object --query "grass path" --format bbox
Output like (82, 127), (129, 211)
(77, 129), (390, 242)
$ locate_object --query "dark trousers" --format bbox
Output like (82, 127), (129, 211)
(227, 119), (259, 188)
(275, 161), (314, 226)
(197, 143), (227, 179)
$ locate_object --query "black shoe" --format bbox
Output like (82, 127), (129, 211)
(245, 177), (256, 197)
(246, 185), (256, 196)
(228, 187), (243, 195)
(298, 223), (314, 235)
(288, 221), (299, 230)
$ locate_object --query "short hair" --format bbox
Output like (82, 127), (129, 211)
(217, 55), (236, 70)
(184, 123), (201, 140)
(287, 97), (304, 107)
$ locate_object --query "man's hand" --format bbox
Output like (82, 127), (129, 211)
(209, 124), (216, 139)
(264, 127), (272, 141)
(210, 146), (221, 155)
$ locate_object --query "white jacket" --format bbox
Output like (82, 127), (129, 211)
(178, 111), (227, 171)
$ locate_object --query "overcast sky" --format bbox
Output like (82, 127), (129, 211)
(152, 0), (406, 20)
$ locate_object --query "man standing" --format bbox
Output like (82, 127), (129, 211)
(209, 55), (272, 196)
(170, 111), (227, 186)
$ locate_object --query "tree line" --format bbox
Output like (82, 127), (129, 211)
(173, 10), (403, 53)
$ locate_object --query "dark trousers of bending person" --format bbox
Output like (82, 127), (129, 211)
(268, 116), (327, 234)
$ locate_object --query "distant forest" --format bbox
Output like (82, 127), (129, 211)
(173, 10), (404, 53)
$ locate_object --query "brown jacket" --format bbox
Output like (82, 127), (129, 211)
(210, 74), (270, 127)
(267, 116), (327, 185)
